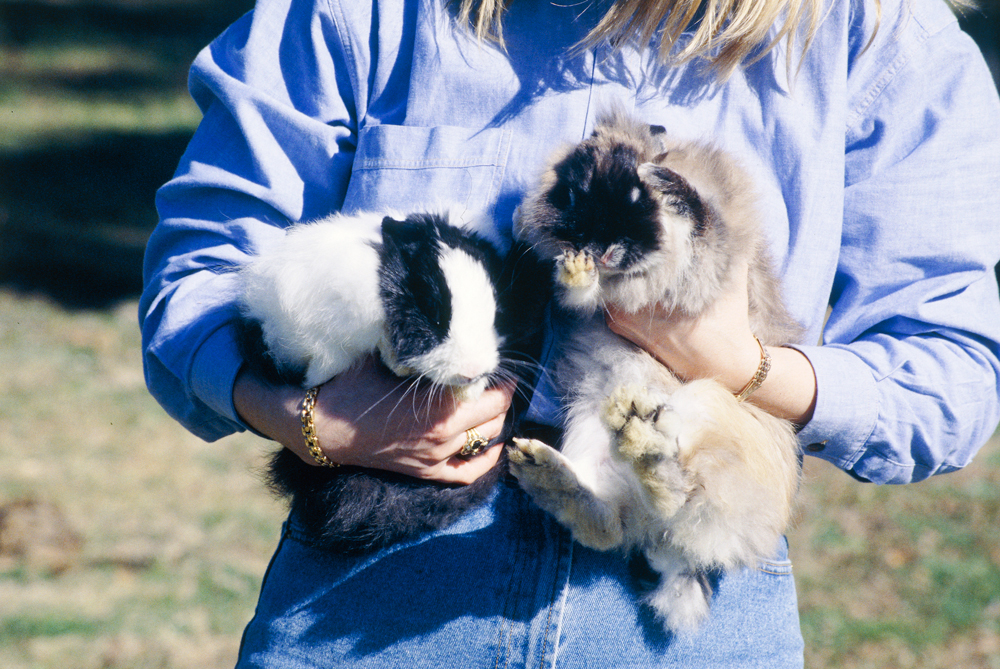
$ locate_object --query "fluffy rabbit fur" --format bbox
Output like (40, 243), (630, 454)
(508, 109), (803, 631)
(237, 210), (548, 552)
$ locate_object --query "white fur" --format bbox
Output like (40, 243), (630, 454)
(239, 212), (385, 388)
(510, 317), (800, 631)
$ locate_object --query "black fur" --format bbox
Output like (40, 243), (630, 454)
(239, 214), (552, 553)
(266, 446), (508, 552)
(545, 141), (661, 271)
(234, 311), (307, 388)
(640, 164), (712, 236)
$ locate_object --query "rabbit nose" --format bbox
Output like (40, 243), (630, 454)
(598, 246), (622, 268)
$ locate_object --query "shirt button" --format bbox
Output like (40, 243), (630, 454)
(805, 441), (828, 452)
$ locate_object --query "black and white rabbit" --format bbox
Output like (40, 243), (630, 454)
(508, 109), (803, 631)
(237, 209), (549, 552)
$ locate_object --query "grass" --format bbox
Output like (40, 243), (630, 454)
(1, 89), (203, 150)
(0, 290), (287, 669)
(792, 450), (1000, 668)
(0, 37), (201, 147)
(0, 0), (251, 151)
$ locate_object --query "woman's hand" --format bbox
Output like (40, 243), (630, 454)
(233, 356), (514, 485)
(605, 260), (818, 426)
(606, 260), (762, 392)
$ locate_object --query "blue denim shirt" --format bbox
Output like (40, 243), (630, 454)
(140, 0), (1000, 484)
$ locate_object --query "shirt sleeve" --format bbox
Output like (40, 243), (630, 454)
(795, 1), (1000, 483)
(139, 0), (364, 440)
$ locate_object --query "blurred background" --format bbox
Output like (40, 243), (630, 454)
(0, 1), (998, 667)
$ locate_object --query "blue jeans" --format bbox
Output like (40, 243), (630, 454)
(236, 478), (803, 668)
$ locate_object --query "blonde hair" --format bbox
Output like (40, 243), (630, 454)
(455, 0), (842, 80)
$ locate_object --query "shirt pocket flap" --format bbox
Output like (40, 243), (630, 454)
(343, 124), (512, 219)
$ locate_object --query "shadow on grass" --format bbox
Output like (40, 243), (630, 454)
(0, 132), (193, 309)
(0, 0), (252, 54)
(0, 0), (254, 309)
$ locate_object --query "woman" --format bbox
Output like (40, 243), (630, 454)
(140, 0), (1000, 665)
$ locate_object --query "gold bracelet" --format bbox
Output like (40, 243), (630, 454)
(735, 335), (771, 402)
(300, 386), (339, 467)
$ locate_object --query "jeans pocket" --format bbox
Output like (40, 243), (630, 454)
(756, 558), (794, 577)
(755, 535), (794, 577)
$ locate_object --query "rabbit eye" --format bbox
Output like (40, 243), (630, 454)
(549, 182), (575, 211)
(415, 284), (450, 334)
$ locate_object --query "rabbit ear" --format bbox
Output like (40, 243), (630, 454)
(381, 215), (427, 257)
(380, 214), (404, 230)
(638, 162), (710, 236)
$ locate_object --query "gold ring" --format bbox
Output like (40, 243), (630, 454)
(460, 427), (490, 457)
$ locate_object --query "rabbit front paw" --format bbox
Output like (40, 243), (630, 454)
(556, 250), (597, 289)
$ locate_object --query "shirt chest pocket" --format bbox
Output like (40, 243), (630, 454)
(342, 124), (512, 218)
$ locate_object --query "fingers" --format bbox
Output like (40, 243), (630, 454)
(310, 353), (518, 481)
(323, 365), (513, 483)
(365, 368), (514, 441)
(422, 384), (513, 444)
(436, 444), (504, 485)
(602, 259), (758, 388)
(405, 411), (509, 484)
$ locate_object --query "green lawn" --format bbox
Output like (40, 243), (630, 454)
(0, 291), (286, 668)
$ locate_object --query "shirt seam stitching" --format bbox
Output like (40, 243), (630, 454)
(845, 15), (936, 137)
(325, 0), (363, 128)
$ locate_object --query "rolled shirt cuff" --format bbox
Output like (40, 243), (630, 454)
(189, 323), (254, 434)
(789, 343), (879, 473)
